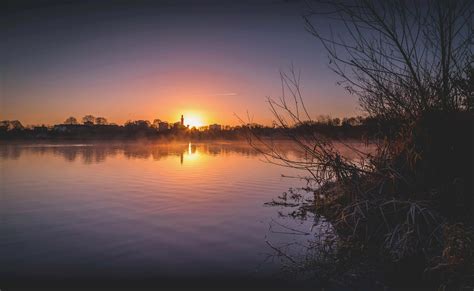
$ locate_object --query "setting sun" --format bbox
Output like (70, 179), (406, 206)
(181, 109), (207, 128)
(183, 114), (204, 128)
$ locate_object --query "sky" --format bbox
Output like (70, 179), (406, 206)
(1, 0), (358, 126)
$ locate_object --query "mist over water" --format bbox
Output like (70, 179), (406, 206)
(0, 142), (306, 281)
(0, 141), (371, 286)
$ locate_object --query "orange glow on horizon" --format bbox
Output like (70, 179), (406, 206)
(184, 115), (204, 128)
(172, 109), (208, 128)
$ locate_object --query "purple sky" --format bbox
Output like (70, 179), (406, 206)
(1, 0), (359, 126)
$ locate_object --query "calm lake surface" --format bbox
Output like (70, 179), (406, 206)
(0, 141), (370, 287)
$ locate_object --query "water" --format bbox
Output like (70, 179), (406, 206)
(0, 141), (372, 287)
(0, 141), (321, 285)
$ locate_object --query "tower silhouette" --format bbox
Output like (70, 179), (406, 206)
(180, 115), (184, 126)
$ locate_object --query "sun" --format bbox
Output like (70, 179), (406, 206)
(184, 115), (204, 128)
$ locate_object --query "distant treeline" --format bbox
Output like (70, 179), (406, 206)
(0, 115), (395, 140)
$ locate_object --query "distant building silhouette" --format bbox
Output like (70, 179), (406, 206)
(172, 115), (186, 130)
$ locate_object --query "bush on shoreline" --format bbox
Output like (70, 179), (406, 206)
(263, 111), (473, 288)
(250, 0), (472, 287)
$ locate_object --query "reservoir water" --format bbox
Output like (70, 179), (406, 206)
(0, 141), (369, 287)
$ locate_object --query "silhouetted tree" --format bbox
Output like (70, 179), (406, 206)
(0, 120), (24, 131)
(124, 120), (151, 132)
(0, 120), (10, 131)
(341, 117), (360, 127)
(152, 119), (161, 129)
(304, 0), (472, 120)
(82, 115), (95, 125)
(64, 116), (78, 125)
(95, 117), (108, 125)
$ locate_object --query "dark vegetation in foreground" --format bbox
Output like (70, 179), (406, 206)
(263, 112), (473, 289)
(251, 0), (473, 289)
(1, 115), (386, 141)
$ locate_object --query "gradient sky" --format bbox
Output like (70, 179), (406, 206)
(1, 0), (358, 126)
